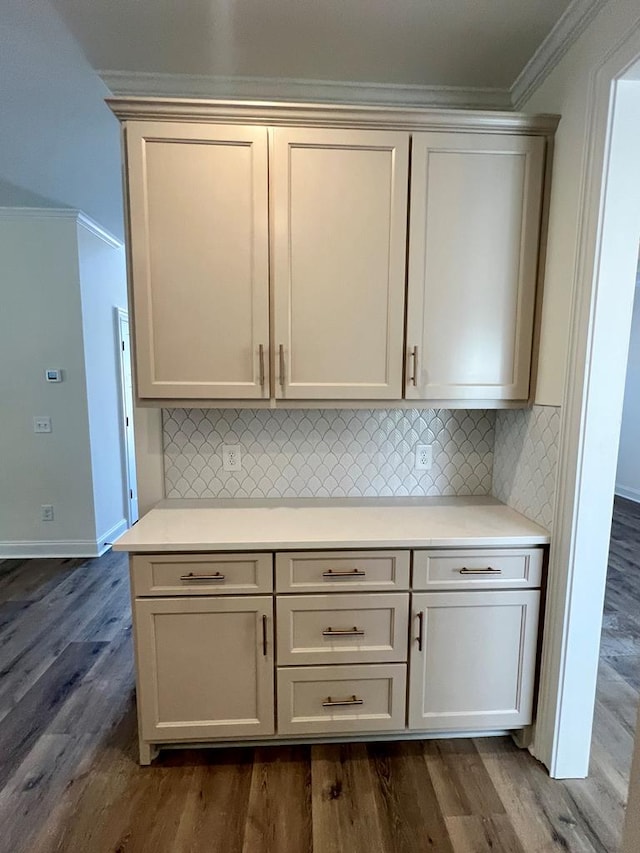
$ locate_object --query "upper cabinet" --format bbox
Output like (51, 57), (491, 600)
(405, 133), (545, 402)
(114, 102), (556, 405)
(271, 128), (409, 400)
(126, 122), (270, 399)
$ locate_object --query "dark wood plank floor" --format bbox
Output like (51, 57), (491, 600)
(0, 497), (637, 853)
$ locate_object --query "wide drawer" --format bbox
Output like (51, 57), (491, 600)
(130, 553), (273, 596)
(275, 550), (410, 593)
(276, 593), (409, 665)
(277, 663), (407, 735)
(412, 548), (544, 590)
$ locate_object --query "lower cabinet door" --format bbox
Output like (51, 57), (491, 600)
(409, 590), (540, 731)
(277, 663), (407, 735)
(134, 596), (274, 741)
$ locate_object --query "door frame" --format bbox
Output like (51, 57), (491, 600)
(115, 307), (138, 526)
(531, 26), (640, 777)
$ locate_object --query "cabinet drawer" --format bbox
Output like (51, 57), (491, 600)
(412, 549), (543, 590)
(276, 593), (409, 665)
(130, 553), (273, 596)
(277, 664), (406, 735)
(276, 550), (410, 593)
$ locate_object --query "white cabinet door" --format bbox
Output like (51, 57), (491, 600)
(271, 127), (409, 399)
(126, 122), (270, 399)
(409, 590), (540, 731)
(406, 133), (545, 401)
(134, 596), (274, 741)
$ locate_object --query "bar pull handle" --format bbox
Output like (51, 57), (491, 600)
(322, 569), (366, 578)
(409, 345), (418, 386)
(322, 626), (365, 637)
(322, 695), (364, 708)
(279, 344), (285, 389)
(179, 572), (225, 581)
(262, 614), (268, 656)
(458, 567), (503, 575)
(416, 611), (424, 651)
(259, 344), (265, 389)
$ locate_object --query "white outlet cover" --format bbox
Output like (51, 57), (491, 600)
(415, 444), (433, 471)
(222, 444), (242, 472)
(33, 416), (52, 433)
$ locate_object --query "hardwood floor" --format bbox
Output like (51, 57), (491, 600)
(0, 499), (637, 852)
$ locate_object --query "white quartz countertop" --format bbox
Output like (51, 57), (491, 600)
(113, 497), (550, 552)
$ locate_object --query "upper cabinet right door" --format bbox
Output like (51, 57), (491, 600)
(405, 133), (545, 402)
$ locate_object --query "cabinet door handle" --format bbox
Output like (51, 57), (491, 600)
(416, 611), (424, 651)
(179, 572), (225, 581)
(459, 567), (502, 574)
(279, 344), (285, 389)
(322, 626), (365, 637)
(259, 344), (266, 388)
(322, 695), (364, 708)
(322, 569), (366, 578)
(262, 614), (268, 656)
(409, 345), (418, 386)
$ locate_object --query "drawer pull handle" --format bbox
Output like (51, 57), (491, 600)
(458, 567), (502, 575)
(179, 572), (226, 581)
(322, 695), (364, 708)
(322, 626), (365, 637)
(322, 569), (366, 578)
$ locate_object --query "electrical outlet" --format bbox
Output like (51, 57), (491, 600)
(222, 444), (242, 472)
(415, 444), (433, 471)
(41, 504), (54, 521)
(33, 416), (52, 433)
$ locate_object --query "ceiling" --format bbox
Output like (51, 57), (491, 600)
(54, 0), (571, 93)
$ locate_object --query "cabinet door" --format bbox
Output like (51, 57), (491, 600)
(409, 590), (540, 731)
(126, 122), (270, 399)
(271, 127), (409, 399)
(134, 596), (274, 741)
(406, 133), (545, 401)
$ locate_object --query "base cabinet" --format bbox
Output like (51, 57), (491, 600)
(408, 590), (540, 731)
(134, 596), (274, 743)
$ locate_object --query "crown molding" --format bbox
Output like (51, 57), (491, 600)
(0, 206), (122, 248)
(100, 70), (513, 111)
(510, 0), (609, 109)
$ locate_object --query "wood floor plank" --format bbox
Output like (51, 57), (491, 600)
(368, 740), (455, 853)
(445, 814), (524, 853)
(0, 641), (105, 790)
(312, 743), (386, 853)
(242, 746), (312, 853)
(423, 738), (506, 818)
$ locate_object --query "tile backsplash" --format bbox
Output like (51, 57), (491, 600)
(492, 405), (561, 531)
(163, 409), (496, 499)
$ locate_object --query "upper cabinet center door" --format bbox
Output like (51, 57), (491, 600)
(126, 122), (269, 399)
(271, 128), (409, 399)
(405, 133), (545, 402)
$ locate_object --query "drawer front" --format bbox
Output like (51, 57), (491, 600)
(277, 664), (406, 735)
(276, 593), (409, 665)
(276, 550), (410, 593)
(131, 553), (273, 596)
(412, 549), (543, 590)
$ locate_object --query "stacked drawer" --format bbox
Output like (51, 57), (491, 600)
(275, 551), (410, 735)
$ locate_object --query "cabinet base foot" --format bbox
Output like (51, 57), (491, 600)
(139, 739), (160, 766)
(511, 726), (533, 749)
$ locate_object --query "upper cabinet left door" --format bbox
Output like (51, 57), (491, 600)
(125, 122), (270, 399)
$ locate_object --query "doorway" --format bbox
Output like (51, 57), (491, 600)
(116, 307), (139, 526)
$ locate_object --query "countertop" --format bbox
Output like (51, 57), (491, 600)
(113, 497), (550, 552)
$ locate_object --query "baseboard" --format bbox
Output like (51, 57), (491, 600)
(96, 518), (129, 555)
(0, 518), (128, 559)
(615, 485), (640, 503)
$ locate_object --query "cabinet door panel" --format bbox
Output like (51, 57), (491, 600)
(272, 128), (409, 399)
(126, 122), (269, 399)
(134, 596), (274, 741)
(409, 590), (540, 731)
(406, 133), (545, 401)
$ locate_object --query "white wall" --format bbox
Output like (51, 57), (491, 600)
(616, 263), (640, 502)
(0, 214), (96, 552)
(77, 223), (128, 544)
